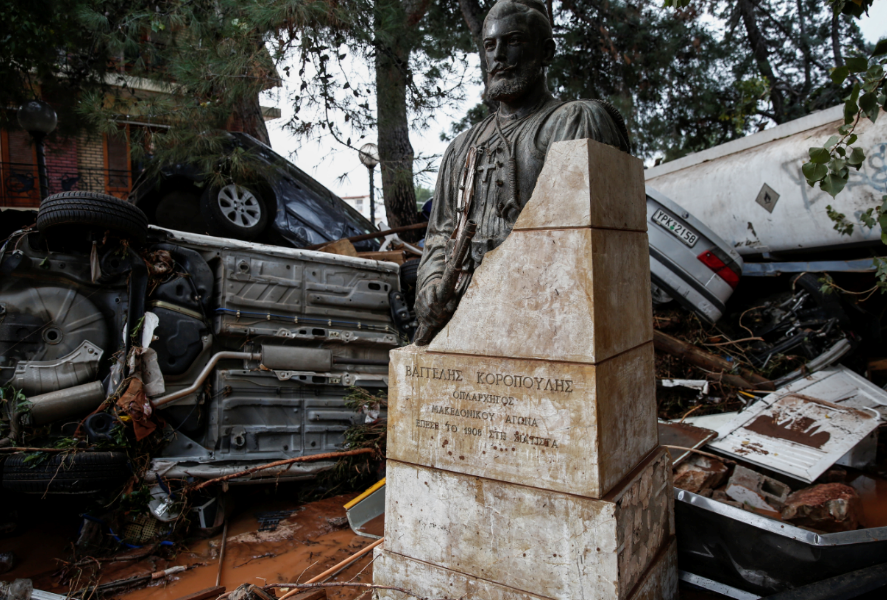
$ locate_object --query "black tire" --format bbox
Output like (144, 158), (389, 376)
(2, 451), (130, 495)
(400, 258), (420, 289)
(37, 192), (149, 243)
(200, 183), (269, 240)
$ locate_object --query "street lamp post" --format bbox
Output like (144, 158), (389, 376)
(358, 143), (380, 227)
(17, 100), (58, 201)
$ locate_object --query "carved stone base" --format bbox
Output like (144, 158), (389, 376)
(377, 448), (673, 600)
(373, 536), (678, 600)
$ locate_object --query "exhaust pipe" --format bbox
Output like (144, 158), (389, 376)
(26, 381), (106, 426)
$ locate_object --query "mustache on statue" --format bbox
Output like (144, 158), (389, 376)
(489, 64), (516, 76)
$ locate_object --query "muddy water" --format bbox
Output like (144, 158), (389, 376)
(118, 494), (375, 600)
(1, 493), (375, 600)
(848, 473), (887, 528)
(0, 502), (78, 580)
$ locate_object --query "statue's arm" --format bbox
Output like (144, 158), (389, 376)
(538, 100), (631, 154)
(416, 144), (458, 292)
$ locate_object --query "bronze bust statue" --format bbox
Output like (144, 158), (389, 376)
(414, 0), (630, 345)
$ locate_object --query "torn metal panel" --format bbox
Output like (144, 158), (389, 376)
(658, 421), (717, 466)
(767, 364), (887, 420)
(344, 478), (385, 539)
(682, 410), (740, 431)
(675, 488), (887, 597)
(709, 392), (881, 483)
(678, 572), (760, 600)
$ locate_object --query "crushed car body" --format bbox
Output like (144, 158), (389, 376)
(0, 191), (402, 495)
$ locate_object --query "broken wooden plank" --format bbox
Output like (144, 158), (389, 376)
(355, 250), (406, 265)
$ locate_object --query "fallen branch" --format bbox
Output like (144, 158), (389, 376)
(278, 538), (384, 600)
(190, 448), (376, 491)
(653, 330), (774, 391)
(267, 582), (457, 600)
(216, 518), (228, 587)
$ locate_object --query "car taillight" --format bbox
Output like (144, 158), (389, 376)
(697, 250), (740, 288)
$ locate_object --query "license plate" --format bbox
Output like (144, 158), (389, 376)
(652, 209), (699, 248)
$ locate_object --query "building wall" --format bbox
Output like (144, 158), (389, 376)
(0, 128), (128, 208)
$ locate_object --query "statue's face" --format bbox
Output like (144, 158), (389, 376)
(482, 8), (550, 103)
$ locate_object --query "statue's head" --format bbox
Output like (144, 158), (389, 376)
(482, 0), (555, 103)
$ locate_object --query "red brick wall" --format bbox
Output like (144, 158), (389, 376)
(77, 133), (104, 172)
(45, 137), (79, 195)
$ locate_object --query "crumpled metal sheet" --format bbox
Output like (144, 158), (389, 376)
(709, 391), (881, 482)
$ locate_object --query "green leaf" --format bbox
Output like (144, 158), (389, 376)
(847, 146), (867, 166)
(865, 64), (885, 80)
(821, 173), (848, 197)
(824, 135), (840, 148)
(847, 134), (858, 145)
(830, 65), (850, 84)
(808, 147), (831, 163)
(850, 82), (861, 103)
(802, 161), (828, 182)
(846, 57), (869, 72)
(837, 146), (847, 156)
(861, 208), (876, 228)
(879, 212), (887, 235)
(829, 157), (848, 173)
(839, 123), (853, 134)
(844, 99), (858, 124)
(860, 92), (880, 122)
(874, 38), (887, 57)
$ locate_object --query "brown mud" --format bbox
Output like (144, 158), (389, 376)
(848, 473), (887, 528)
(1, 493), (375, 600)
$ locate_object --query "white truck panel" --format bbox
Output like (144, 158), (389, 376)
(645, 105), (887, 256)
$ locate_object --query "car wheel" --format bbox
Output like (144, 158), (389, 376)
(200, 183), (269, 240)
(36, 191), (149, 243)
(155, 190), (205, 234)
(2, 451), (130, 495)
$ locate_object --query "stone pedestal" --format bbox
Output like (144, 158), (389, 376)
(374, 139), (677, 600)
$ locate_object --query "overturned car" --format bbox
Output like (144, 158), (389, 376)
(0, 191), (404, 497)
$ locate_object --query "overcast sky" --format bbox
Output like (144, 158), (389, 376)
(263, 7), (887, 210)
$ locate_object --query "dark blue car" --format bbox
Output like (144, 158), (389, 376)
(135, 132), (379, 250)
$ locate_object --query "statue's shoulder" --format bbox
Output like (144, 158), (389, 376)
(541, 99), (630, 152)
(547, 98), (621, 122)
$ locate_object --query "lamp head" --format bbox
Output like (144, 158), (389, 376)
(358, 143), (380, 169)
(17, 100), (57, 135)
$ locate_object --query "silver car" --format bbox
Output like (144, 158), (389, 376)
(647, 186), (743, 323)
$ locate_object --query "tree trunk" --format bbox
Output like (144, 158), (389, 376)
(737, 0), (785, 123)
(796, 0), (812, 99)
(831, 14), (844, 68)
(229, 93), (271, 146)
(375, 1), (424, 237)
(458, 0), (497, 111)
